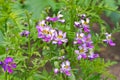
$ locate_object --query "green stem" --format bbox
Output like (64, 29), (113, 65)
(70, 0), (74, 32)
(5, 19), (8, 32)
(25, 11), (32, 80)
(8, 73), (10, 80)
(26, 12), (31, 57)
(5, 71), (8, 80)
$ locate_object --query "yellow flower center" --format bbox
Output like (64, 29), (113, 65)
(42, 30), (49, 34)
(108, 36), (111, 39)
(78, 35), (82, 38)
(39, 23), (45, 27)
(58, 35), (63, 39)
(80, 49), (84, 53)
(64, 65), (69, 69)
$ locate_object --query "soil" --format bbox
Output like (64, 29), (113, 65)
(100, 32), (120, 80)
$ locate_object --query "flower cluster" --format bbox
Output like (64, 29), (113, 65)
(74, 14), (90, 33)
(0, 57), (16, 74)
(103, 33), (116, 46)
(54, 60), (71, 76)
(36, 13), (68, 45)
(74, 14), (99, 60)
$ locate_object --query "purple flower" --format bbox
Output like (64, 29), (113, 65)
(80, 14), (86, 19)
(88, 49), (99, 60)
(58, 19), (65, 23)
(74, 32), (85, 44)
(60, 60), (71, 76)
(37, 20), (46, 27)
(84, 34), (94, 48)
(20, 30), (30, 37)
(52, 30), (68, 45)
(80, 18), (90, 33)
(0, 61), (3, 65)
(77, 53), (87, 60)
(75, 46), (88, 60)
(46, 17), (59, 22)
(88, 53), (99, 60)
(36, 20), (47, 32)
(81, 18), (90, 25)
(46, 13), (65, 23)
(74, 21), (81, 28)
(103, 33), (116, 46)
(2, 57), (16, 74)
(83, 25), (90, 33)
(74, 16), (90, 32)
(37, 26), (55, 42)
(54, 68), (59, 74)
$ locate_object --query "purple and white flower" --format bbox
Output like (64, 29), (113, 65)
(81, 18), (90, 33)
(74, 32), (85, 44)
(38, 26), (55, 42)
(52, 30), (68, 45)
(74, 15), (90, 33)
(60, 60), (71, 76)
(36, 20), (47, 32)
(75, 46), (88, 60)
(46, 12), (65, 23)
(85, 34), (94, 48)
(74, 21), (81, 28)
(103, 33), (116, 46)
(88, 53), (99, 60)
(88, 49), (99, 60)
(80, 14), (86, 19)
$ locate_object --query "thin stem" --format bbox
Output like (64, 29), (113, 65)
(8, 73), (10, 80)
(5, 19), (8, 32)
(25, 11), (32, 80)
(26, 12), (31, 56)
(70, 0), (75, 32)
(5, 71), (8, 80)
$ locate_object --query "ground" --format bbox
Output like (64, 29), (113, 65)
(100, 32), (120, 80)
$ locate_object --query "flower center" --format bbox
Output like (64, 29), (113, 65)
(86, 38), (91, 41)
(58, 35), (63, 39)
(108, 35), (111, 39)
(42, 30), (49, 34)
(78, 35), (82, 38)
(80, 49), (84, 53)
(64, 65), (69, 69)
(84, 22), (88, 25)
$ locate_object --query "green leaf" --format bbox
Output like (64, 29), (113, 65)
(68, 72), (76, 80)
(0, 30), (5, 54)
(0, 30), (4, 43)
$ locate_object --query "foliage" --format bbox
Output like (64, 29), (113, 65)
(0, 0), (120, 80)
